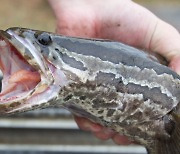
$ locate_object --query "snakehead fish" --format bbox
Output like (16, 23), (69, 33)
(0, 27), (179, 154)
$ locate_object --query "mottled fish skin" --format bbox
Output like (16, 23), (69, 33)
(1, 28), (180, 154)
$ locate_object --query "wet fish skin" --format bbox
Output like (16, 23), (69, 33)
(0, 27), (180, 154)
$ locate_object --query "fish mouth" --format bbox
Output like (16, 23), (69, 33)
(0, 33), (41, 102)
(0, 30), (66, 114)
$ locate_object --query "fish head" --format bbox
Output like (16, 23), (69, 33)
(0, 28), (71, 114)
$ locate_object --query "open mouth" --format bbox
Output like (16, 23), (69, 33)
(0, 34), (41, 103)
(0, 29), (68, 114)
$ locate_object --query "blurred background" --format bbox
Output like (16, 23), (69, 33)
(0, 0), (179, 154)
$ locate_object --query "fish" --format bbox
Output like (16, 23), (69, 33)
(0, 27), (179, 154)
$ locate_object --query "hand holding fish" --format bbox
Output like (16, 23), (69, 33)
(48, 0), (180, 146)
(0, 1), (179, 153)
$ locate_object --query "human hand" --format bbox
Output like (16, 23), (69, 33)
(48, 0), (180, 144)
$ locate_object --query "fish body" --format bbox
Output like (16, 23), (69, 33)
(0, 28), (179, 154)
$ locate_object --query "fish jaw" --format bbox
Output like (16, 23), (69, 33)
(0, 30), (67, 114)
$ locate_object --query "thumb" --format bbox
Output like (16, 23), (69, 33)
(149, 19), (180, 75)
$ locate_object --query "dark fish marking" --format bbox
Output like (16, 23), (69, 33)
(126, 83), (173, 109)
(63, 94), (73, 101)
(52, 55), (57, 60)
(55, 48), (59, 52)
(79, 95), (86, 100)
(58, 52), (87, 71)
(95, 72), (116, 85)
(95, 72), (128, 93)
(107, 109), (116, 117)
(98, 110), (104, 114)
(128, 111), (143, 121)
(52, 36), (180, 79)
(163, 115), (176, 136)
(92, 98), (118, 108)
(127, 99), (141, 111)
(95, 72), (174, 110)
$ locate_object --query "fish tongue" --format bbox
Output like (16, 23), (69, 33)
(0, 70), (40, 95)
(9, 70), (40, 84)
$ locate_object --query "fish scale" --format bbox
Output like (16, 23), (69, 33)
(0, 27), (179, 154)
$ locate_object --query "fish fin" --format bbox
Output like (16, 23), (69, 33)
(151, 113), (180, 154)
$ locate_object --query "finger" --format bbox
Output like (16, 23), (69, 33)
(112, 133), (132, 145)
(93, 128), (116, 140)
(74, 116), (103, 132)
(48, 0), (98, 38)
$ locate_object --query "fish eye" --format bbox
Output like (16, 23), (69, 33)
(35, 32), (52, 46)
